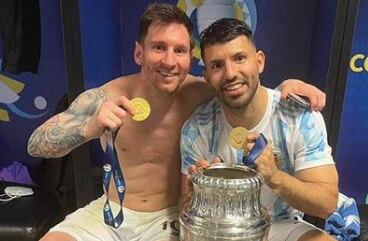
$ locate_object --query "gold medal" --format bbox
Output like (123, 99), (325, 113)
(229, 127), (248, 149)
(130, 97), (150, 121)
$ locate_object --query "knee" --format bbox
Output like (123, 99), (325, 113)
(40, 231), (77, 241)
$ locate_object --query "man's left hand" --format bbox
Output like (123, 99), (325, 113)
(280, 79), (326, 111)
(245, 132), (279, 185)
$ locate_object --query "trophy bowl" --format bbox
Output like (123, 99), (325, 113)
(179, 163), (270, 241)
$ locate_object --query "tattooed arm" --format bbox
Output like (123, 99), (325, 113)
(27, 88), (109, 158)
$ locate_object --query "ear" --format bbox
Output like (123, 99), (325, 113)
(256, 50), (265, 74)
(203, 68), (216, 93)
(203, 69), (210, 84)
(134, 41), (143, 65)
(203, 68), (215, 91)
(189, 49), (194, 69)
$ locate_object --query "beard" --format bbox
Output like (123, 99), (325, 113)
(217, 79), (259, 111)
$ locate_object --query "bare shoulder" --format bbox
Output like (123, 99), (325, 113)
(102, 74), (137, 98)
(184, 74), (206, 86)
(179, 74), (213, 106)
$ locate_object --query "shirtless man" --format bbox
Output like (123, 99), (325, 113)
(27, 3), (326, 241)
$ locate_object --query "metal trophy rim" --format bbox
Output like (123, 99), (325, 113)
(191, 163), (263, 190)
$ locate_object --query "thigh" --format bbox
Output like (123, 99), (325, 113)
(40, 231), (77, 241)
(140, 207), (180, 241)
(149, 219), (180, 241)
(48, 197), (122, 241)
(269, 218), (319, 241)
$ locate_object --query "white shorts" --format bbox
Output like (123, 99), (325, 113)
(49, 196), (180, 241)
(269, 217), (322, 241)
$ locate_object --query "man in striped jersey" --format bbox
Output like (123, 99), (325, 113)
(181, 18), (338, 241)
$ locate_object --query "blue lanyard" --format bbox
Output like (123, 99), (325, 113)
(242, 133), (268, 168)
(102, 129), (125, 228)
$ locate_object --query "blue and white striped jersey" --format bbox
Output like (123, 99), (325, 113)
(181, 88), (334, 220)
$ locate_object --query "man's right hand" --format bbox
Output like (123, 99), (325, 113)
(87, 95), (136, 138)
(28, 87), (123, 158)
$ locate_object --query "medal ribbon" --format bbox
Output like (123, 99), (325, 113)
(242, 133), (268, 168)
(102, 129), (125, 228)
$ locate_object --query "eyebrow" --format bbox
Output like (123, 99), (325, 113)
(209, 50), (246, 60)
(233, 51), (246, 58)
(208, 58), (223, 64)
(149, 40), (189, 48)
(148, 40), (165, 45)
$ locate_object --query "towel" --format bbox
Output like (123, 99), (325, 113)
(325, 193), (360, 241)
(0, 161), (34, 185)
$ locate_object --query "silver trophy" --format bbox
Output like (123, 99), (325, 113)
(180, 163), (270, 241)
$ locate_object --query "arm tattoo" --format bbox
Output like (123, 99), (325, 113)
(28, 87), (110, 158)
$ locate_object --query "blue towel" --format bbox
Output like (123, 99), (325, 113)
(325, 193), (360, 241)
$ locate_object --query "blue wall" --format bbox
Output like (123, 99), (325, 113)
(117, 1), (336, 89)
(335, 0), (368, 205)
(0, 0), (67, 169)
(79, 0), (122, 89)
(78, 0), (124, 165)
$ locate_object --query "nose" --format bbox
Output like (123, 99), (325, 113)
(161, 50), (176, 68)
(225, 61), (237, 81)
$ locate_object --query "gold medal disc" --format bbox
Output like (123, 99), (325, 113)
(131, 97), (150, 121)
(229, 127), (248, 149)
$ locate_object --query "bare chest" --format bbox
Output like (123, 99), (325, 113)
(114, 111), (186, 166)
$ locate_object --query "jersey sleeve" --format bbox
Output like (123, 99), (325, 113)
(180, 120), (206, 175)
(294, 110), (334, 171)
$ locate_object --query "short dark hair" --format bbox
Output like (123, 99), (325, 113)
(200, 18), (254, 60)
(138, 3), (194, 49)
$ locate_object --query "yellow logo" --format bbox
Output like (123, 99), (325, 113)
(350, 54), (368, 73)
(0, 75), (24, 121)
(0, 74), (48, 121)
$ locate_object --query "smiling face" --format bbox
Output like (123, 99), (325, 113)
(203, 35), (265, 110)
(134, 22), (192, 95)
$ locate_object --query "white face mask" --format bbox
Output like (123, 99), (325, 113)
(0, 186), (34, 202)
